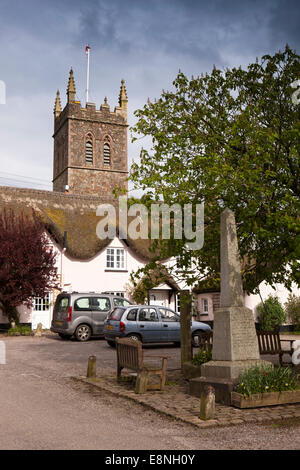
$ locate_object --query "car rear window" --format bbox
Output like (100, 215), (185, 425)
(108, 307), (125, 321)
(55, 296), (69, 312)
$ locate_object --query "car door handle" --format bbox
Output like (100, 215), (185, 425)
(140, 325), (145, 328)
(163, 324), (168, 327)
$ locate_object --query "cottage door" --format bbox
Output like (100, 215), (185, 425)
(31, 293), (52, 330)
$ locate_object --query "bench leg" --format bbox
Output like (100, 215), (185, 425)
(135, 370), (148, 394)
(160, 358), (167, 391)
(117, 365), (123, 380)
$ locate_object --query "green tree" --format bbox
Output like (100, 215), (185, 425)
(257, 295), (286, 330)
(130, 46), (300, 293)
(285, 294), (300, 330)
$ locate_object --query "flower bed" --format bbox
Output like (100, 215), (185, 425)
(231, 364), (300, 408)
(231, 389), (300, 408)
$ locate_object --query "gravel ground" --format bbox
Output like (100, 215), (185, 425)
(0, 334), (299, 450)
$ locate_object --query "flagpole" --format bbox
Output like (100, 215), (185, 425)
(86, 45), (90, 104)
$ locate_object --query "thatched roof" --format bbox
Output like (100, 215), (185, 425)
(192, 277), (220, 294)
(128, 263), (181, 304)
(138, 264), (181, 292)
(0, 186), (166, 262)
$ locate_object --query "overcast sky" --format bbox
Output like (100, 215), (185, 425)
(0, 0), (299, 192)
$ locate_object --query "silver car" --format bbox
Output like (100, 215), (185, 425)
(104, 305), (211, 347)
(51, 292), (132, 341)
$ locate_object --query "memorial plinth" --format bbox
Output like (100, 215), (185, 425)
(190, 208), (271, 404)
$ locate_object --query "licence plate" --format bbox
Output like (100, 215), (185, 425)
(106, 325), (114, 330)
(56, 321), (63, 326)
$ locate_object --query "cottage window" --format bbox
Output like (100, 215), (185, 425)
(202, 298), (209, 314)
(34, 294), (50, 311)
(176, 292), (181, 313)
(106, 248), (125, 269)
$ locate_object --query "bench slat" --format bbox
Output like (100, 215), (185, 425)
(256, 330), (293, 366)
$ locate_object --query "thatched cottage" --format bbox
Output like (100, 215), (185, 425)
(0, 69), (299, 329)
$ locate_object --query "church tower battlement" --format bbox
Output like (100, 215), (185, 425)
(52, 69), (128, 196)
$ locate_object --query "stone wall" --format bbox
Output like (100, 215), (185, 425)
(53, 101), (128, 196)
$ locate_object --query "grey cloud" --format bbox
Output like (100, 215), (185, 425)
(268, 0), (300, 51)
(0, 0), (299, 191)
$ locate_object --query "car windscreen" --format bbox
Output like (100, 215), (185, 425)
(108, 307), (125, 321)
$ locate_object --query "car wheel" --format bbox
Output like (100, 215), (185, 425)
(106, 340), (116, 348)
(75, 324), (91, 342)
(127, 333), (142, 343)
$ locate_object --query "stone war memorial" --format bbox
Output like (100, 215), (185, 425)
(190, 208), (272, 404)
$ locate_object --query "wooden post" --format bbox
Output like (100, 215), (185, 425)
(135, 370), (148, 394)
(180, 290), (192, 371)
(200, 385), (215, 420)
(87, 355), (97, 378)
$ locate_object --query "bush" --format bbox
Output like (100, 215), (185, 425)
(191, 348), (212, 366)
(235, 364), (299, 397)
(285, 294), (300, 331)
(257, 295), (286, 330)
(8, 325), (32, 336)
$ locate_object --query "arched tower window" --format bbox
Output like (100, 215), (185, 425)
(85, 136), (93, 165)
(103, 142), (111, 166)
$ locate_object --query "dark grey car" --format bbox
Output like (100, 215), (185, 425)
(51, 292), (132, 341)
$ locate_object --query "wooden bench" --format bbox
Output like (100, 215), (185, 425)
(193, 330), (213, 355)
(116, 338), (170, 394)
(256, 330), (295, 366)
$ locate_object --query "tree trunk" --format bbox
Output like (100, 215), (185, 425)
(180, 290), (192, 370)
(0, 300), (20, 324)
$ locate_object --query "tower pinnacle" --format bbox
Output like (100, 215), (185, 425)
(118, 79), (128, 120)
(67, 68), (76, 103)
(54, 90), (62, 117)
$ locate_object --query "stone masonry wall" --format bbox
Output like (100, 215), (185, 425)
(53, 101), (128, 196)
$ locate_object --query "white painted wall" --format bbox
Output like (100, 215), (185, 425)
(196, 294), (214, 322)
(2, 229), (299, 329)
(245, 281), (300, 323)
(195, 281), (300, 325)
(60, 237), (146, 295)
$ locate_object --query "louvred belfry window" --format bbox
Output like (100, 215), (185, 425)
(85, 140), (93, 164)
(103, 143), (111, 166)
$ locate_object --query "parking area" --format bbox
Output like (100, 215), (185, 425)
(1, 331), (295, 379)
(1, 332), (183, 379)
(1, 333), (300, 450)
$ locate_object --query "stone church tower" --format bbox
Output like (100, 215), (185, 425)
(52, 69), (128, 196)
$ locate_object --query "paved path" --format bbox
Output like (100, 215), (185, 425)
(79, 371), (300, 429)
